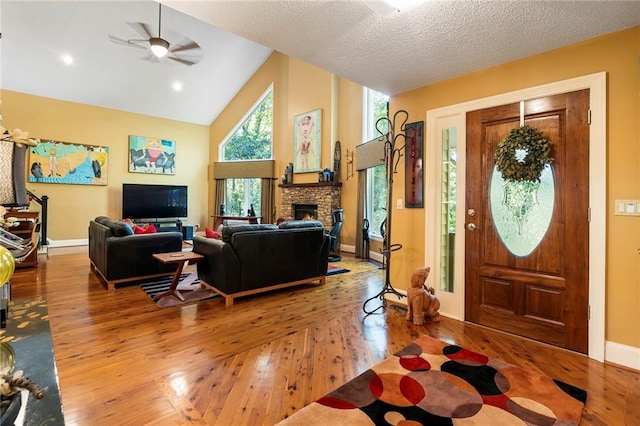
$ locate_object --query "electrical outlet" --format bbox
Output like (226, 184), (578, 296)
(397, 199), (403, 209)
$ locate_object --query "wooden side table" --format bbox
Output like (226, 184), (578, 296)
(151, 251), (204, 301)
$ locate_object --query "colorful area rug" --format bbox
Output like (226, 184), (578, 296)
(279, 335), (587, 425)
(327, 265), (350, 276)
(139, 273), (218, 308)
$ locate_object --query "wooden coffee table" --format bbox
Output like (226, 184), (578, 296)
(152, 251), (204, 301)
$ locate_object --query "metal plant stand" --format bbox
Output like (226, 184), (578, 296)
(363, 110), (409, 314)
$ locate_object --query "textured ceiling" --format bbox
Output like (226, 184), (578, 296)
(169, 0), (640, 96)
(2, 1), (639, 126)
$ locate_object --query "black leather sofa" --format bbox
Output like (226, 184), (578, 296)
(193, 220), (330, 306)
(88, 216), (183, 290)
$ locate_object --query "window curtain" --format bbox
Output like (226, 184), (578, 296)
(260, 178), (276, 224)
(354, 136), (386, 258)
(214, 179), (226, 218)
(212, 160), (275, 223)
(354, 170), (367, 258)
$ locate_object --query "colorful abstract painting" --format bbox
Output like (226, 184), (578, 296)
(28, 140), (108, 185)
(128, 135), (176, 175)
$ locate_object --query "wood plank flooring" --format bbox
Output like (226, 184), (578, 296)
(8, 248), (640, 425)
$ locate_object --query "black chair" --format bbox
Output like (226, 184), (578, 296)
(328, 208), (344, 262)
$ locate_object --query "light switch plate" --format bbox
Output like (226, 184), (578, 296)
(615, 200), (640, 216)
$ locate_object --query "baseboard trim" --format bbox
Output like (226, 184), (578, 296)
(605, 340), (640, 371)
(338, 244), (384, 263)
(48, 238), (88, 248)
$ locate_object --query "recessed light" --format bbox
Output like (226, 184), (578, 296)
(364, 0), (427, 16)
(172, 81), (183, 92)
(61, 54), (74, 65)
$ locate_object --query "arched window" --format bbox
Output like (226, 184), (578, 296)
(220, 86), (273, 161)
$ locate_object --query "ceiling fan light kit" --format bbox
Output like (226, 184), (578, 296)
(149, 37), (169, 58)
(108, 3), (203, 66)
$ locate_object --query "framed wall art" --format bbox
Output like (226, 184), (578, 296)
(405, 121), (424, 208)
(128, 135), (176, 175)
(28, 139), (109, 185)
(293, 108), (321, 173)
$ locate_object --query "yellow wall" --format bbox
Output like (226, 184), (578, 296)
(210, 27), (639, 349)
(208, 53), (362, 235)
(1, 90), (210, 240)
(391, 27), (640, 347)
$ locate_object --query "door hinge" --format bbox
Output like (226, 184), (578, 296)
(587, 109), (592, 125)
(588, 207), (591, 222)
(588, 305), (591, 320)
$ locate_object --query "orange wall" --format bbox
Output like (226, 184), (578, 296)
(210, 27), (639, 349)
(1, 91), (210, 241)
(392, 27), (640, 347)
(208, 53), (359, 229)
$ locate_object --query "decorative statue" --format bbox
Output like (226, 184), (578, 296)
(406, 267), (440, 325)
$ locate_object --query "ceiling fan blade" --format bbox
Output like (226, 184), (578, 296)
(169, 40), (201, 54)
(127, 22), (154, 40)
(167, 56), (197, 66)
(108, 34), (148, 49)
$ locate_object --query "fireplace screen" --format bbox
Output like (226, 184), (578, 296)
(293, 204), (318, 220)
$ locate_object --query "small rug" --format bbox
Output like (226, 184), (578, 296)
(139, 273), (218, 308)
(279, 334), (587, 425)
(327, 265), (350, 276)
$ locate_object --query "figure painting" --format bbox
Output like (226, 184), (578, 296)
(128, 135), (176, 175)
(293, 109), (321, 173)
(405, 121), (424, 208)
(28, 139), (108, 185)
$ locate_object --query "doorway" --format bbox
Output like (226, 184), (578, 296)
(424, 73), (606, 360)
(465, 91), (589, 353)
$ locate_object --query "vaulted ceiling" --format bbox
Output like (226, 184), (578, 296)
(2, 1), (639, 125)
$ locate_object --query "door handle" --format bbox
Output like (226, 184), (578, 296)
(467, 223), (478, 231)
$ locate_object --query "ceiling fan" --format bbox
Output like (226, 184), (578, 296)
(108, 3), (203, 66)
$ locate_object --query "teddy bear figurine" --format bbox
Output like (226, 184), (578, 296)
(406, 267), (440, 325)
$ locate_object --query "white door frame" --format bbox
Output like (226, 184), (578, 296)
(425, 72), (606, 361)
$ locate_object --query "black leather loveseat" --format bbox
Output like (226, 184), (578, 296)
(89, 216), (183, 290)
(193, 220), (330, 306)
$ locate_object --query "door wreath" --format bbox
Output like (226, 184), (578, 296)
(494, 125), (553, 182)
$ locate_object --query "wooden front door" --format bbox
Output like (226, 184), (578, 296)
(465, 90), (590, 353)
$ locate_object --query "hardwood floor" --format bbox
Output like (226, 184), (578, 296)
(9, 248), (640, 425)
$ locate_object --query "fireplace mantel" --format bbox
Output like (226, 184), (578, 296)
(278, 182), (342, 189)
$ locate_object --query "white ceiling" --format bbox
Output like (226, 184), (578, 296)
(2, 1), (639, 126)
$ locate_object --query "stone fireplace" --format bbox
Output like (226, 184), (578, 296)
(280, 182), (342, 228)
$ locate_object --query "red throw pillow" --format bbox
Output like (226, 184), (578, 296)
(205, 228), (220, 239)
(133, 224), (158, 234)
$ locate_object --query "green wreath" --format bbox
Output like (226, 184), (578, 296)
(494, 125), (553, 182)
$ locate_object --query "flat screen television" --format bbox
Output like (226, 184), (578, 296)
(122, 183), (188, 219)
